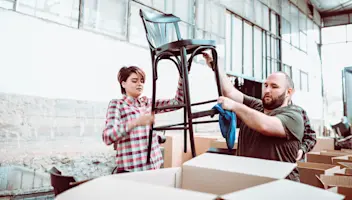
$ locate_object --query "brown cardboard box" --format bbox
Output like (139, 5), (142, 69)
(307, 151), (352, 164)
(333, 156), (352, 166)
(297, 162), (341, 188)
(160, 132), (192, 168)
(55, 153), (344, 200)
(160, 133), (225, 168)
(210, 138), (237, 149)
(311, 137), (335, 152)
(318, 175), (352, 200)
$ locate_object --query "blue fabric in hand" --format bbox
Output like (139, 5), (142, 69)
(212, 103), (237, 150)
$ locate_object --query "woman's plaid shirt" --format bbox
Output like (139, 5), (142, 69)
(102, 79), (184, 172)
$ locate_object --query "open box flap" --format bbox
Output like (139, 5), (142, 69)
(221, 179), (345, 200)
(183, 153), (296, 179)
(55, 175), (217, 200)
(297, 161), (340, 170)
(113, 167), (182, 188)
(319, 175), (352, 188)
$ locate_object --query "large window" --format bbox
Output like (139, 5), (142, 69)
(81, 0), (128, 39)
(16, 0), (80, 28)
(0, 0), (14, 9)
(224, 2), (280, 81)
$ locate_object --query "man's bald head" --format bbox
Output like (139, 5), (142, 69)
(271, 71), (294, 90)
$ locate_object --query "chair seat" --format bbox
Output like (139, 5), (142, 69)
(156, 39), (216, 57)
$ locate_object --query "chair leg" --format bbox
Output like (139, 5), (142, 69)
(180, 47), (196, 157)
(183, 105), (187, 153)
(147, 57), (157, 164)
(211, 49), (223, 97)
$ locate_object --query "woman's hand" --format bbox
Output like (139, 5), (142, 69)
(128, 113), (155, 130)
(136, 113), (155, 126)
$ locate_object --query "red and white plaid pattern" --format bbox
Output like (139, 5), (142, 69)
(102, 79), (184, 172)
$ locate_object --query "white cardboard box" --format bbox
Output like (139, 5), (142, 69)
(55, 153), (344, 199)
(221, 179), (345, 200)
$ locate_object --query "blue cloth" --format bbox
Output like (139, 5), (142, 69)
(212, 103), (237, 150)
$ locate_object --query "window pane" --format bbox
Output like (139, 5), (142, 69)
(262, 32), (267, 79)
(254, 27), (262, 80)
(243, 22), (253, 77)
(225, 12), (232, 72)
(299, 12), (307, 34)
(270, 12), (277, 35)
(263, 5), (269, 30)
(244, 0), (254, 21)
(196, 0), (205, 30)
(208, 1), (225, 37)
(81, 0), (127, 38)
(300, 71), (309, 92)
(290, 4), (299, 48)
(232, 16), (243, 74)
(254, 0), (263, 27)
(0, 0), (14, 9)
(283, 64), (292, 77)
(282, 18), (291, 43)
(271, 38), (277, 59)
(281, 0), (290, 20)
(17, 0), (79, 27)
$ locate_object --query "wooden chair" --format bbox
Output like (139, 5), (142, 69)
(49, 167), (91, 196)
(139, 9), (222, 164)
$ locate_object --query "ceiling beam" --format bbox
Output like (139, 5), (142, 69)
(321, 8), (352, 17)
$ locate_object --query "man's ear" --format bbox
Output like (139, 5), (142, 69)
(287, 88), (295, 96)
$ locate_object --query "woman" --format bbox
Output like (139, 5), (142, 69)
(102, 66), (184, 173)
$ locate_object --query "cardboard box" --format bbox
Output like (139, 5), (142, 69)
(333, 156), (352, 166)
(160, 132), (192, 168)
(55, 153), (344, 200)
(221, 179), (344, 200)
(55, 176), (218, 200)
(210, 138), (237, 149)
(318, 175), (352, 200)
(307, 151), (352, 164)
(117, 153), (296, 195)
(311, 137), (335, 152)
(297, 162), (341, 188)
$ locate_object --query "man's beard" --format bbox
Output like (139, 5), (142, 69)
(262, 91), (286, 110)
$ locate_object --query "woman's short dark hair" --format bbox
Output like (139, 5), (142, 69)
(117, 66), (146, 94)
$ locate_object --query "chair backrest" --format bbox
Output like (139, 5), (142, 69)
(332, 121), (351, 138)
(139, 9), (182, 50)
(49, 167), (77, 196)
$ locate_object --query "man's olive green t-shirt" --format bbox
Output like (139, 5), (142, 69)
(237, 95), (304, 181)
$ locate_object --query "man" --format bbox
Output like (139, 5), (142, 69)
(203, 53), (304, 181)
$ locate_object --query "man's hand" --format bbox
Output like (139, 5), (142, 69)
(202, 52), (213, 69)
(296, 149), (304, 161)
(217, 96), (237, 111)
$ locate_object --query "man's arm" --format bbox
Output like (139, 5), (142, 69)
(203, 53), (244, 103)
(219, 97), (304, 140)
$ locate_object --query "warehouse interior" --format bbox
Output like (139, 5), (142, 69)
(1, 0), (352, 199)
